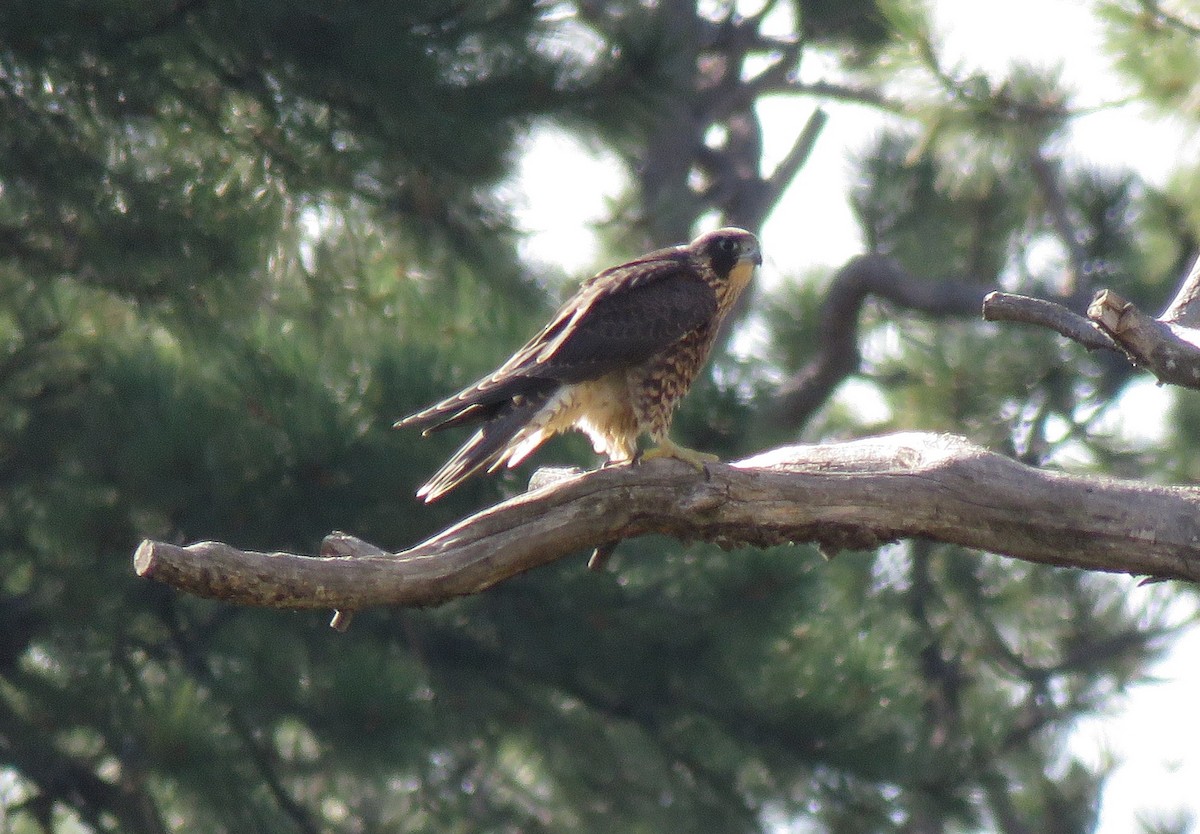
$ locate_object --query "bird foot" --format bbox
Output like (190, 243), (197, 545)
(639, 438), (719, 471)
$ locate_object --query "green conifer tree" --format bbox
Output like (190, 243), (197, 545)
(0, 2), (1195, 833)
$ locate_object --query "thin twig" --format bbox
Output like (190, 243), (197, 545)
(1140, 0), (1200, 38)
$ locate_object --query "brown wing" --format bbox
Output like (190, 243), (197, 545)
(535, 270), (717, 381)
(396, 253), (716, 433)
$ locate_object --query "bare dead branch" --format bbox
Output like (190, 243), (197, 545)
(763, 107), (828, 208)
(982, 291), (1119, 352)
(772, 254), (990, 428)
(984, 247), (1200, 389)
(134, 433), (1200, 619)
(1161, 254), (1200, 328)
(1087, 288), (1200, 388)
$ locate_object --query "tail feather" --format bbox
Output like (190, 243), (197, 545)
(415, 392), (554, 502)
(396, 376), (545, 433)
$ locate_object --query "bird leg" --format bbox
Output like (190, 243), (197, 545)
(639, 436), (719, 470)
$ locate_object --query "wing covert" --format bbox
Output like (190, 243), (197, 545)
(396, 250), (709, 430)
(537, 270), (717, 383)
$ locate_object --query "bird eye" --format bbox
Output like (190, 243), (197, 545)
(719, 238), (737, 253)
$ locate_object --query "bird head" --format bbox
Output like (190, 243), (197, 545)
(694, 227), (762, 278)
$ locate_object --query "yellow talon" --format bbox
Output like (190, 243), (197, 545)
(640, 437), (720, 470)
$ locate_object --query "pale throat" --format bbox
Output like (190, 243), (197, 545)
(719, 259), (756, 311)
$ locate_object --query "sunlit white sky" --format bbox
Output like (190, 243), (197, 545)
(510, 2), (1200, 832)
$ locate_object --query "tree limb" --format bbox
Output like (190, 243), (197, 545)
(760, 106), (828, 217)
(771, 254), (991, 428)
(1159, 253), (1200, 327)
(984, 245), (1200, 390)
(1086, 287), (1200, 388)
(135, 433), (1200, 618)
(982, 291), (1119, 352)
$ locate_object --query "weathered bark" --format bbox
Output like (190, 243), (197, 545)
(982, 291), (1118, 352)
(984, 271), (1200, 390)
(135, 432), (1200, 620)
(1088, 287), (1200, 388)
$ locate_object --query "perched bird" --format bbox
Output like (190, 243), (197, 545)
(397, 227), (762, 502)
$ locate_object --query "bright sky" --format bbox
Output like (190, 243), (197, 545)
(511, 2), (1200, 831)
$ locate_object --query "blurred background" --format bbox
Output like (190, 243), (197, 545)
(1, 1), (1198, 832)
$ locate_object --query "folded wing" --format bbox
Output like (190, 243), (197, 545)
(397, 263), (717, 501)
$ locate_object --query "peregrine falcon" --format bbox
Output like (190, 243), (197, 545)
(397, 227), (762, 502)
